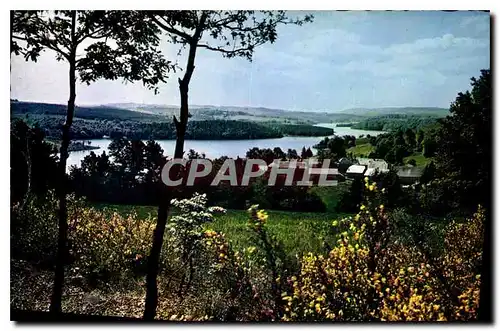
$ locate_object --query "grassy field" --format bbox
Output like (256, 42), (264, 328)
(347, 143), (374, 157)
(92, 185), (351, 259)
(404, 152), (432, 167)
(348, 138), (431, 168)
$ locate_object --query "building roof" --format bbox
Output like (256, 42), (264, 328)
(396, 166), (423, 178)
(357, 158), (389, 171)
(364, 168), (376, 177)
(308, 168), (340, 175)
(338, 157), (353, 165)
(346, 165), (366, 174)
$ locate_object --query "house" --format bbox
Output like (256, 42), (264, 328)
(346, 164), (367, 179)
(396, 166), (423, 185)
(358, 158), (389, 175)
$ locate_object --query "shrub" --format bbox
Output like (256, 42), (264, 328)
(69, 207), (156, 287)
(281, 178), (482, 321)
(11, 191), (84, 265)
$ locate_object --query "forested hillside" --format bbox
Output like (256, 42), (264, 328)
(14, 107), (333, 140)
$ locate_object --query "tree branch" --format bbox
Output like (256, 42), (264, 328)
(197, 43), (258, 55)
(77, 25), (113, 43)
(12, 34), (70, 60)
(152, 15), (193, 42)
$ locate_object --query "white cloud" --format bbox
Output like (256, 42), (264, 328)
(386, 33), (488, 55)
(10, 11), (491, 111)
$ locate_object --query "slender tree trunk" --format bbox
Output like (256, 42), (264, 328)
(49, 11), (77, 315)
(143, 12), (208, 320)
(143, 40), (198, 320)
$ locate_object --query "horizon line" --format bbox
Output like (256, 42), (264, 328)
(10, 98), (448, 114)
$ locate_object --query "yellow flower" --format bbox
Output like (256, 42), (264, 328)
(379, 204), (384, 210)
(257, 210), (268, 222)
(204, 229), (216, 237)
(360, 204), (366, 211)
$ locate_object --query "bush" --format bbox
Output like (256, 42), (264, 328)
(69, 207), (156, 287)
(281, 179), (483, 321)
(11, 191), (83, 265)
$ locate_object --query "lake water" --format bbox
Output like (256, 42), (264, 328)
(66, 124), (385, 170)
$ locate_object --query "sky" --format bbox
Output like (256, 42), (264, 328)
(10, 11), (490, 112)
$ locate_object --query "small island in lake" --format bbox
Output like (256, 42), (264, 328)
(68, 141), (100, 152)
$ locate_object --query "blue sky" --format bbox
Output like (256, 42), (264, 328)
(10, 10), (490, 111)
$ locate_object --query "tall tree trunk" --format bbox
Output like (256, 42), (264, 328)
(49, 11), (77, 315)
(143, 40), (198, 320)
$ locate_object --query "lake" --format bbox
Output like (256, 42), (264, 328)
(66, 124), (385, 171)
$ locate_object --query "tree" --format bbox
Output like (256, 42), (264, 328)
(420, 161), (436, 184)
(187, 149), (206, 159)
(273, 147), (286, 160)
(300, 147), (307, 159)
(11, 119), (59, 205)
(142, 10), (313, 319)
(305, 147), (314, 158)
(434, 69), (491, 210)
(416, 129), (425, 151)
(286, 148), (299, 159)
(11, 10), (174, 314)
(404, 128), (416, 150)
(432, 69), (491, 321)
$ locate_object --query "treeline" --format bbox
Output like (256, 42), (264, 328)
(275, 124), (333, 137)
(361, 122), (440, 165)
(16, 115), (332, 141)
(343, 70), (491, 217)
(11, 101), (162, 122)
(351, 114), (439, 131)
(10, 121), (325, 212)
(68, 140), (325, 211)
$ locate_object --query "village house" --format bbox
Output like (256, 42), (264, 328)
(358, 158), (390, 176)
(396, 166), (423, 185)
(346, 164), (366, 179)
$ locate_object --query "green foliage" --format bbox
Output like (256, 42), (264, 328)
(14, 105), (331, 140)
(314, 136), (347, 161)
(11, 191), (59, 263)
(276, 124), (332, 137)
(433, 69), (491, 211)
(10, 119), (59, 203)
(352, 114), (440, 132)
(151, 11), (313, 61)
(347, 143), (374, 158)
(281, 180), (483, 321)
(70, 207), (156, 287)
(403, 153), (430, 167)
(93, 204), (341, 261)
(11, 186), (484, 321)
(12, 11), (174, 92)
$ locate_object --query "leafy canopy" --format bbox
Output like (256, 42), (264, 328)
(149, 10), (313, 61)
(12, 10), (176, 93)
